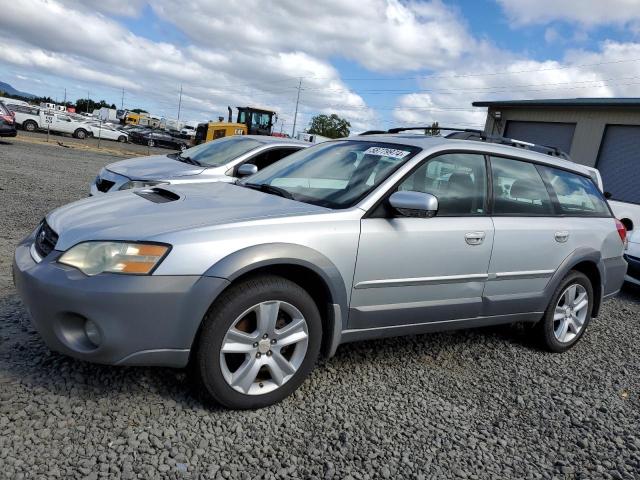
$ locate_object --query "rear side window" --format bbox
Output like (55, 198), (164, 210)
(490, 156), (553, 215)
(539, 166), (611, 217)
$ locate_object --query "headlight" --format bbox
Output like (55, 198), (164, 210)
(59, 241), (170, 276)
(119, 180), (167, 190)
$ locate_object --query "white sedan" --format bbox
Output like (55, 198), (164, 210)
(90, 125), (128, 143)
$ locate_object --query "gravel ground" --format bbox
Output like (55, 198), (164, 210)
(0, 139), (639, 479)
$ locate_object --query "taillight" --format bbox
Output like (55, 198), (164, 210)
(615, 218), (627, 246)
(0, 114), (13, 124)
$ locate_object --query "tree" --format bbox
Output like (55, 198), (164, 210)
(307, 113), (351, 139)
(426, 121), (440, 136)
(74, 98), (117, 113)
(131, 108), (148, 114)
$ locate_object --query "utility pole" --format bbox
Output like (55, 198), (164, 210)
(86, 91), (90, 114)
(177, 84), (183, 122)
(121, 88), (125, 110)
(63, 88), (66, 105)
(291, 78), (302, 138)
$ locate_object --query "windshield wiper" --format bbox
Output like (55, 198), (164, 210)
(244, 182), (294, 200)
(177, 154), (201, 166)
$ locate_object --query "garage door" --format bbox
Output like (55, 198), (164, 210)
(504, 121), (576, 154)
(597, 125), (640, 204)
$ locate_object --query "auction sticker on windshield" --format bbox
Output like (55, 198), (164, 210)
(363, 146), (411, 159)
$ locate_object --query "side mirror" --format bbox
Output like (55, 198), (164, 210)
(237, 163), (258, 177)
(389, 191), (438, 218)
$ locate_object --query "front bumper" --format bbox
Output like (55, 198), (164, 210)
(624, 252), (640, 286)
(13, 234), (229, 367)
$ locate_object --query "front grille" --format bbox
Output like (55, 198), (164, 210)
(95, 176), (115, 192)
(34, 220), (58, 259)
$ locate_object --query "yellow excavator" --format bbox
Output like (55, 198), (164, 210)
(194, 106), (277, 144)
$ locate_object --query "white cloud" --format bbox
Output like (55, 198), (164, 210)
(496, 0), (640, 27)
(392, 40), (640, 128)
(0, 0), (386, 130)
(150, 0), (473, 72)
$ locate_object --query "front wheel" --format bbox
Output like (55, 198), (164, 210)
(74, 129), (87, 139)
(179, 143), (187, 151)
(196, 275), (322, 409)
(117, 135), (127, 143)
(536, 271), (593, 352)
(147, 139), (155, 147)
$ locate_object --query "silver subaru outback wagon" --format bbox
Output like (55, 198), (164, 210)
(13, 131), (627, 409)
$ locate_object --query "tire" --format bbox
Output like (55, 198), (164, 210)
(74, 129), (87, 139)
(117, 135), (127, 143)
(179, 143), (187, 151)
(196, 275), (322, 409)
(147, 139), (155, 147)
(535, 270), (593, 352)
(23, 120), (37, 132)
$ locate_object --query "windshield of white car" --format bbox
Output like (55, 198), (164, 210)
(239, 140), (421, 209)
(176, 137), (263, 167)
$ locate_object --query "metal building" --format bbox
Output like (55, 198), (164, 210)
(473, 98), (640, 204)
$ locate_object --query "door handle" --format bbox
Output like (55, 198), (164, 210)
(465, 232), (486, 245)
(555, 231), (570, 243)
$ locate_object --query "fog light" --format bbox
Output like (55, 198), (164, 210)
(84, 320), (102, 347)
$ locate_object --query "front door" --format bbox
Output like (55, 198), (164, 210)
(350, 152), (494, 330)
(484, 155), (572, 315)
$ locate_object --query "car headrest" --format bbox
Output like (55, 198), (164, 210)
(510, 179), (541, 200)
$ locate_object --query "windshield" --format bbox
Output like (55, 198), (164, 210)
(241, 140), (421, 208)
(178, 137), (263, 167)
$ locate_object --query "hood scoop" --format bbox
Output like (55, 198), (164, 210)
(134, 187), (181, 203)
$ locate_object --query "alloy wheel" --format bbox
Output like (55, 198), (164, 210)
(553, 283), (589, 343)
(219, 300), (309, 395)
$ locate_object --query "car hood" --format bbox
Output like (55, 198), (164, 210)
(106, 154), (205, 180)
(47, 182), (330, 251)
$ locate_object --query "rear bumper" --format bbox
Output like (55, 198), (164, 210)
(0, 126), (17, 137)
(603, 255), (627, 296)
(13, 234), (229, 367)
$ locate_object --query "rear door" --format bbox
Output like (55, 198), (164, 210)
(485, 156), (576, 315)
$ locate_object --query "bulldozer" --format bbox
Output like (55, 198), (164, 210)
(194, 106), (277, 144)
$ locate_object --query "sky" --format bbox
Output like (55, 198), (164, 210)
(2, 0), (640, 134)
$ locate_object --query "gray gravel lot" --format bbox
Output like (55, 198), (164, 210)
(1, 138), (639, 479)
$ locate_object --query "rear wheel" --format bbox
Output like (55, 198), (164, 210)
(196, 275), (322, 409)
(74, 129), (87, 139)
(23, 120), (37, 132)
(147, 139), (155, 147)
(536, 271), (593, 352)
(179, 143), (187, 151)
(117, 135), (127, 143)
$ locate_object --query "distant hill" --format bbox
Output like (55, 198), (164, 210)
(0, 81), (36, 99)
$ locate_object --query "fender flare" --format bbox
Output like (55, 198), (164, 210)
(204, 243), (349, 356)
(542, 247), (604, 316)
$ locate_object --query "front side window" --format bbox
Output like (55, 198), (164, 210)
(242, 141), (421, 209)
(397, 153), (487, 215)
(491, 156), (553, 215)
(178, 137), (263, 167)
(539, 166), (610, 216)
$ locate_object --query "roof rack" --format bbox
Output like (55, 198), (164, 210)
(359, 126), (570, 160)
(444, 130), (571, 159)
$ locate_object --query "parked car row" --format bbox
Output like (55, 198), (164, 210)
(13, 126), (629, 409)
(2, 102), (189, 150)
